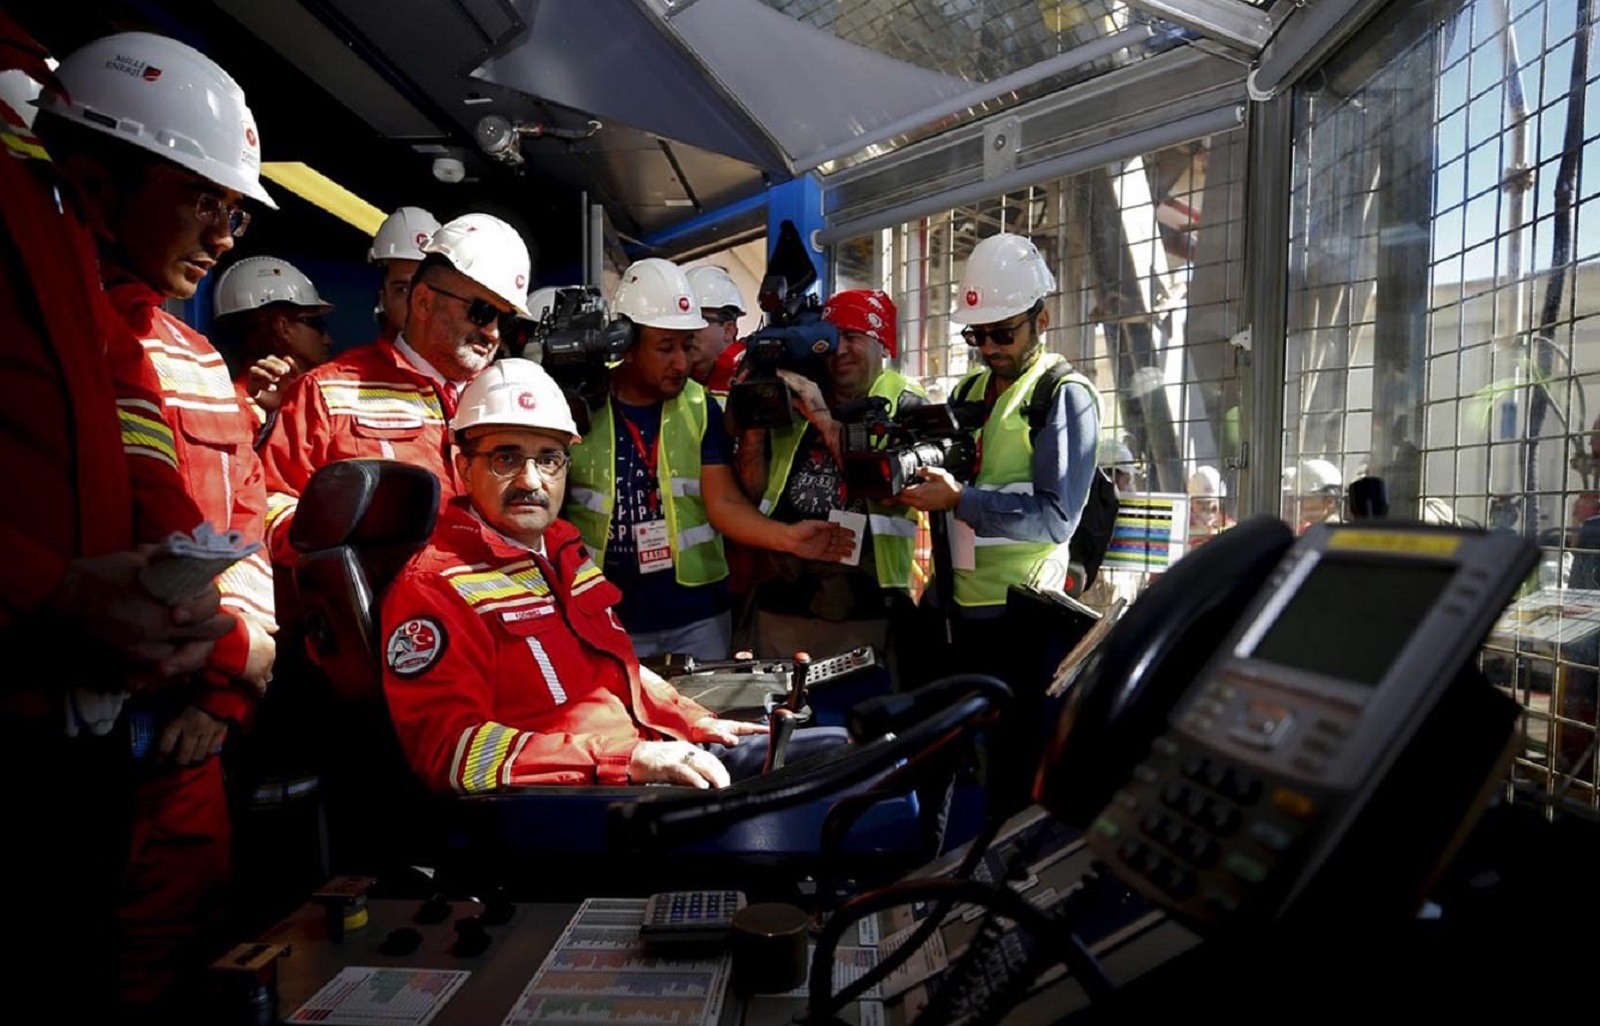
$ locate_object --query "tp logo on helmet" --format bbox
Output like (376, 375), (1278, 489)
(965, 287), (980, 307)
(414, 231), (429, 248)
(517, 391), (538, 410)
(244, 125), (256, 148)
(142, 66), (162, 83)
(677, 295), (691, 312)
(515, 274), (527, 290)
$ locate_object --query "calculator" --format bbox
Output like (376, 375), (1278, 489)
(639, 890), (747, 948)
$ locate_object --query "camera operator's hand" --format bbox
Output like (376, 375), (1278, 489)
(775, 370), (844, 463)
(629, 740), (730, 789)
(784, 519), (856, 562)
(898, 466), (964, 512)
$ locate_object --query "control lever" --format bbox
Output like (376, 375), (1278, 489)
(764, 707), (798, 774)
(787, 651), (811, 713)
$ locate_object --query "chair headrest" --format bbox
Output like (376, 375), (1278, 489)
(289, 459), (441, 554)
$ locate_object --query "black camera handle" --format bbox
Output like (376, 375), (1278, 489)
(929, 507), (957, 647)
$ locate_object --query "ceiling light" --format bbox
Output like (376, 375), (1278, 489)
(260, 162), (387, 235)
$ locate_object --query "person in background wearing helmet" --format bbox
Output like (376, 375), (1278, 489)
(30, 27), (280, 1017)
(686, 264), (747, 403)
(1186, 465), (1232, 548)
(899, 233), (1102, 640)
(382, 359), (859, 793)
(734, 289), (928, 663)
(0, 19), (236, 1015)
(261, 212), (532, 568)
(567, 258), (854, 661)
(370, 206), (441, 346)
(212, 255), (335, 439)
(1290, 458), (1344, 533)
(1098, 437), (1142, 496)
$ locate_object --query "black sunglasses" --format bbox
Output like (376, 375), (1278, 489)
(289, 313), (328, 332)
(960, 314), (1035, 347)
(426, 283), (503, 328)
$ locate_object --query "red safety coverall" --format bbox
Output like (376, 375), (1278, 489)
(0, 15), (202, 1008)
(103, 277), (276, 1004)
(381, 500), (714, 791)
(260, 339), (462, 566)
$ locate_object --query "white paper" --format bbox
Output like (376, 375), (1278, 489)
(829, 510), (866, 567)
(286, 966), (469, 1026)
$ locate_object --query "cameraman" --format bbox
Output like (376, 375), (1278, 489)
(566, 259), (853, 661)
(685, 264), (747, 403)
(898, 234), (1100, 639)
(734, 290), (927, 661)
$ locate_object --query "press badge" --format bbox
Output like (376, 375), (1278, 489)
(634, 519), (673, 574)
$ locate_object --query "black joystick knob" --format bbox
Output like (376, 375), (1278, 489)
(482, 887), (515, 926)
(380, 927), (423, 956)
(415, 894), (451, 925)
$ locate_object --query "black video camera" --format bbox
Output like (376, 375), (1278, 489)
(840, 398), (985, 501)
(518, 286), (629, 435)
(726, 219), (837, 430)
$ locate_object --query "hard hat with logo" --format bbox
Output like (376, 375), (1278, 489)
(421, 212), (532, 317)
(451, 358), (578, 444)
(952, 233), (1055, 325)
(823, 289), (898, 358)
(370, 206), (440, 262)
(612, 258), (706, 331)
(36, 31), (275, 208)
(214, 256), (334, 318)
(686, 265), (746, 316)
(1298, 458), (1343, 495)
(1187, 466), (1226, 498)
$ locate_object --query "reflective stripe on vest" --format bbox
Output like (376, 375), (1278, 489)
(566, 381), (729, 587)
(758, 369), (925, 589)
(953, 352), (1091, 607)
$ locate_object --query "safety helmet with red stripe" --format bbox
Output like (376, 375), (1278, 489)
(822, 289), (898, 358)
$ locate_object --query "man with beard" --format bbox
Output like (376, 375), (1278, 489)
(734, 289), (926, 662)
(260, 212), (531, 566)
(898, 233), (1101, 642)
(566, 258), (853, 660)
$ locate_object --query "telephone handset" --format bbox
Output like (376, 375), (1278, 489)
(1036, 514), (1296, 828)
(1035, 516), (1537, 937)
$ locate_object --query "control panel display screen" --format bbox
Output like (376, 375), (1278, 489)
(1247, 559), (1457, 685)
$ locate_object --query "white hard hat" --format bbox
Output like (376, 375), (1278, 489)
(421, 212), (532, 316)
(214, 256), (333, 318)
(613, 258), (707, 331)
(0, 65), (50, 130)
(451, 358), (579, 444)
(686, 265), (746, 315)
(1096, 437), (1135, 470)
(953, 233), (1056, 325)
(369, 206), (440, 262)
(526, 285), (573, 322)
(1298, 458), (1343, 494)
(37, 32), (275, 208)
(1187, 466), (1226, 498)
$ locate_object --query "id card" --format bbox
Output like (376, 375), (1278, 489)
(634, 519), (673, 574)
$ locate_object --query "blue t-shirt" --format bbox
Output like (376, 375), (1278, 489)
(603, 396), (732, 633)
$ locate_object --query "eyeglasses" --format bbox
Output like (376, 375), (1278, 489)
(194, 192), (251, 238)
(289, 313), (328, 332)
(960, 314), (1034, 347)
(426, 283), (504, 328)
(467, 448), (572, 480)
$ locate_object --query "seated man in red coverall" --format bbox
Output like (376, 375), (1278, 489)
(382, 359), (849, 792)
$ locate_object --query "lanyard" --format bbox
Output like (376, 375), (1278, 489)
(622, 415), (661, 516)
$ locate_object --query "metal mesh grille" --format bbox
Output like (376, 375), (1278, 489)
(835, 123), (1247, 592)
(1285, 0), (1599, 813)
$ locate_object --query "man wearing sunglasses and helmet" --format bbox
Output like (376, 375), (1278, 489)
(259, 212), (533, 568)
(212, 255), (337, 440)
(898, 233), (1102, 639)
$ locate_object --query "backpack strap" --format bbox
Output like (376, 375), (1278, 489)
(1026, 361), (1075, 442)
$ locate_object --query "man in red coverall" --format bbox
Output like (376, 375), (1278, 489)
(0, 18), (234, 1016)
(33, 28), (278, 1015)
(260, 211), (533, 567)
(381, 360), (864, 794)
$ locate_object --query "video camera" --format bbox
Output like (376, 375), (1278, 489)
(517, 286), (629, 435)
(726, 220), (837, 430)
(840, 397), (985, 501)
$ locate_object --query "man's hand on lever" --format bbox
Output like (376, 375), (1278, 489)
(629, 740), (732, 790)
(690, 716), (769, 746)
